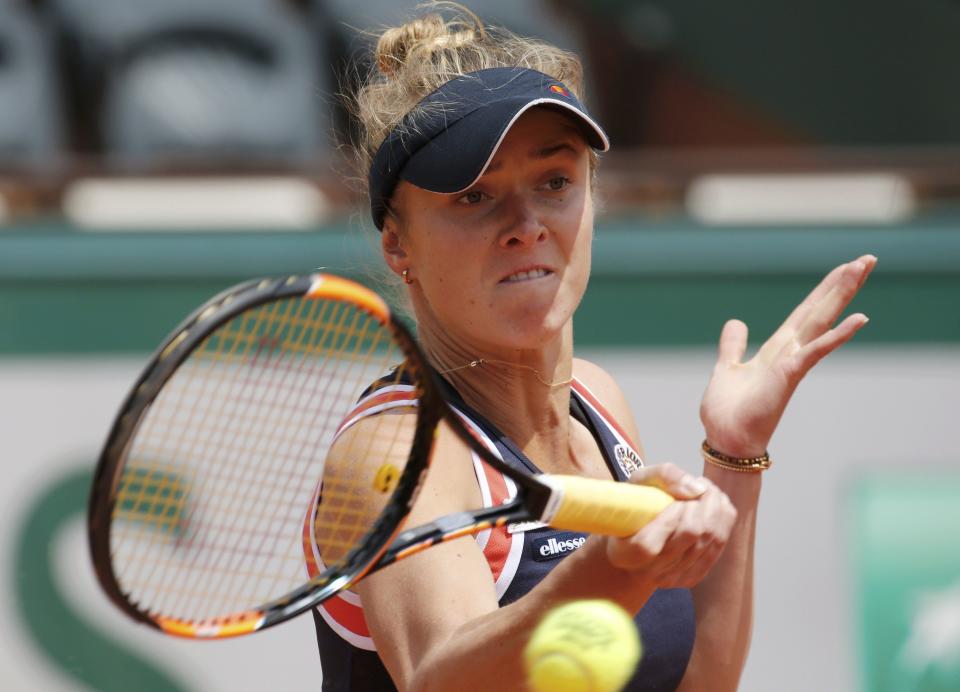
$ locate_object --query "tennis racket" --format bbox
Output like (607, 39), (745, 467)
(88, 273), (673, 639)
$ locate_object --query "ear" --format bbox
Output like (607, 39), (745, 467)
(380, 218), (409, 277)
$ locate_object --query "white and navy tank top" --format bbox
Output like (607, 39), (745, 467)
(310, 376), (696, 691)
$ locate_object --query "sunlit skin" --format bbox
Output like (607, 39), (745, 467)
(362, 104), (878, 692)
(381, 108), (593, 387)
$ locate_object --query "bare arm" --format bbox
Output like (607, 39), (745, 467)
(678, 254), (877, 690)
(357, 419), (665, 692)
(678, 468), (760, 691)
(353, 261), (885, 692)
(575, 253), (875, 689)
(574, 359), (747, 689)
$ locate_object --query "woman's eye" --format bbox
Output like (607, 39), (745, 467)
(546, 176), (571, 191)
(458, 190), (488, 205)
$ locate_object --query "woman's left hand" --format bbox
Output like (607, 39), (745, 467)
(699, 254), (877, 457)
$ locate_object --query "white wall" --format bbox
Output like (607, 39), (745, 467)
(593, 346), (958, 692)
(1, 348), (956, 691)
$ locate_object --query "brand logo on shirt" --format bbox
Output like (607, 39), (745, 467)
(614, 444), (643, 477)
(532, 532), (587, 561)
(548, 84), (571, 98)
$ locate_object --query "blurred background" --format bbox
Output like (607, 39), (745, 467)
(1, 0), (958, 690)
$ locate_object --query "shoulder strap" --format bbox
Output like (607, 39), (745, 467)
(570, 378), (645, 480)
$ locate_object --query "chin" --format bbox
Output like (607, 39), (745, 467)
(496, 306), (573, 350)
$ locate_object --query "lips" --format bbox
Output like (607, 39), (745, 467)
(501, 267), (554, 283)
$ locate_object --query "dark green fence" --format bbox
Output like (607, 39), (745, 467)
(2, 216), (958, 353)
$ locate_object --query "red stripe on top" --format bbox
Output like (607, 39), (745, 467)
(571, 378), (638, 450)
(323, 595), (371, 637)
(302, 486), (371, 638)
(476, 459), (513, 581)
(299, 385), (417, 643)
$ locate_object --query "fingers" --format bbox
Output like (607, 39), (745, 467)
(607, 474), (737, 588)
(629, 462), (707, 500)
(759, 256), (874, 368)
(855, 254), (877, 291)
(809, 254), (877, 308)
(793, 256), (875, 344)
(657, 482), (737, 587)
(793, 312), (870, 375)
(716, 319), (749, 365)
(780, 255), (876, 340)
(606, 501), (683, 567)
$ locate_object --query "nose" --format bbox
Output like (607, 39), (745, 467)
(498, 196), (547, 248)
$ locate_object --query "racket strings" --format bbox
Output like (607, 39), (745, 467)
(165, 297), (304, 619)
(311, 392), (418, 563)
(120, 298), (352, 616)
(201, 297), (383, 615)
(110, 294), (414, 622)
(206, 297), (357, 612)
(245, 303), (393, 605)
(114, 302), (268, 605)
(122, 297), (299, 619)
(306, 338), (418, 565)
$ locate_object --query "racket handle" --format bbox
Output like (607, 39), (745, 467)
(541, 475), (674, 536)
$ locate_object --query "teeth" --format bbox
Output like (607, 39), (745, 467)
(506, 268), (550, 282)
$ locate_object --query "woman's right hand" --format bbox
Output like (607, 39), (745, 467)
(604, 464), (738, 588)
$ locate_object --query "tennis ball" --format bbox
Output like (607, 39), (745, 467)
(524, 599), (641, 692)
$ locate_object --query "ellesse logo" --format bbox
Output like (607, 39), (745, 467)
(532, 532), (587, 562)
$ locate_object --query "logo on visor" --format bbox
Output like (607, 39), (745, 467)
(548, 84), (571, 97)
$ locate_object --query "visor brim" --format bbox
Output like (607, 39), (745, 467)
(401, 97), (609, 195)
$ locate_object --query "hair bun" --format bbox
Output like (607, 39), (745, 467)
(375, 8), (483, 77)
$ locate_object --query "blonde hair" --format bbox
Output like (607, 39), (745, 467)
(347, 2), (593, 188)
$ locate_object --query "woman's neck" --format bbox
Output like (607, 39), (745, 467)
(417, 320), (575, 457)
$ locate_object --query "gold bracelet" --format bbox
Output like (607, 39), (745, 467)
(701, 440), (772, 473)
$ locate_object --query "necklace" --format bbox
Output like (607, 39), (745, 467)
(437, 358), (574, 388)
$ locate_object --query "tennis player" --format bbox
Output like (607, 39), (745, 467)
(311, 5), (875, 690)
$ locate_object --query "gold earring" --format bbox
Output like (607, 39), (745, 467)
(402, 268), (413, 284)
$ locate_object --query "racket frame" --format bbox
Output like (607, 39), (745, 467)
(88, 273), (555, 638)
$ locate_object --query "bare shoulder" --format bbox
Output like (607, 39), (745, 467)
(572, 357), (645, 456)
(329, 410), (479, 521)
(572, 358), (621, 396)
(352, 414), (495, 686)
(409, 417), (481, 520)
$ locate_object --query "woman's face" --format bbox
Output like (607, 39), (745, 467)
(384, 107), (594, 354)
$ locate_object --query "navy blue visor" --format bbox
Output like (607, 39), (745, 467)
(368, 67), (610, 230)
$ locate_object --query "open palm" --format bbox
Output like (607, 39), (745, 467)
(699, 255), (877, 457)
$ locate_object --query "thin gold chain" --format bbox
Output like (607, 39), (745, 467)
(437, 358), (573, 388)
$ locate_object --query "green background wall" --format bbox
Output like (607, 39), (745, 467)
(2, 216), (959, 354)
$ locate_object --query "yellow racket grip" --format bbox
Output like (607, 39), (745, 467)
(540, 475), (674, 537)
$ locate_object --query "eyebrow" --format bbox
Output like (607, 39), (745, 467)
(482, 138), (581, 176)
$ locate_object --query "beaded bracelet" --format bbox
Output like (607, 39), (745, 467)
(701, 440), (773, 473)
